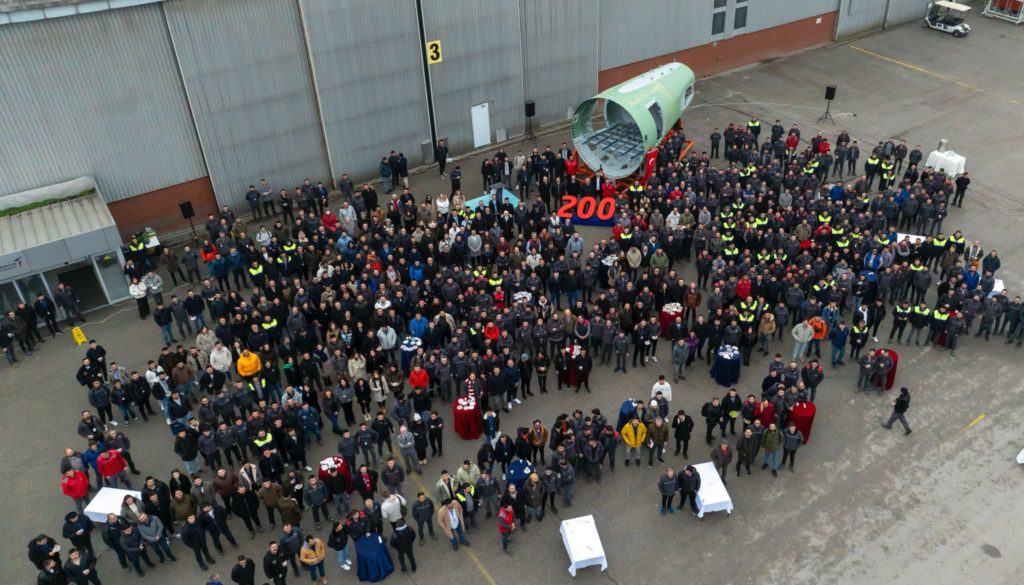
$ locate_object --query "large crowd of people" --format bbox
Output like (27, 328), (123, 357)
(25, 117), (1019, 585)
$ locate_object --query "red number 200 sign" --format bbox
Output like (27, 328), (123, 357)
(557, 196), (615, 220)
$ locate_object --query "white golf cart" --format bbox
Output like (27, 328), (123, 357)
(924, 1), (972, 36)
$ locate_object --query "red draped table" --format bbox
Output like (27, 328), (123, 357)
(317, 456), (354, 492)
(788, 401), (817, 444)
(453, 395), (483, 440)
(659, 303), (683, 339)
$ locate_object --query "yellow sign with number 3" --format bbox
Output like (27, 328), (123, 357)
(425, 40), (442, 64)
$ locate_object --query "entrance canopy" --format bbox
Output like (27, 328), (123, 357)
(0, 177), (122, 280)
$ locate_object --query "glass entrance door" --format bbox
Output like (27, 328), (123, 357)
(47, 262), (106, 313)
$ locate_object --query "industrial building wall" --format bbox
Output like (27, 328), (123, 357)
(299, 0), (432, 177)
(421, 0), (526, 153)
(164, 0), (330, 209)
(522, 0), (599, 128)
(835, 0), (926, 39)
(0, 4), (206, 203)
(598, 0), (838, 88)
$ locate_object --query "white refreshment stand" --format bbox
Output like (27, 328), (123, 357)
(925, 139), (967, 176)
(559, 515), (608, 577)
(83, 487), (142, 523)
(693, 461), (734, 519)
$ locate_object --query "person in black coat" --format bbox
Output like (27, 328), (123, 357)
(231, 485), (264, 538)
(179, 514), (216, 571)
(62, 548), (100, 585)
(37, 558), (68, 585)
(200, 501), (239, 552)
(230, 555), (256, 585)
(28, 534), (61, 570)
(671, 410), (694, 458)
(353, 465), (379, 500)
(263, 542), (289, 585)
(61, 513), (96, 557)
(389, 521), (417, 573)
(677, 465), (702, 515)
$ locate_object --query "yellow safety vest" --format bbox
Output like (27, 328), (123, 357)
(248, 265), (264, 277)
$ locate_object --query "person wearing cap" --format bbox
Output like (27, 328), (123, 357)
(883, 387), (912, 435)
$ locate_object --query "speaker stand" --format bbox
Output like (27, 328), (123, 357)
(817, 100), (835, 125)
(526, 117), (535, 141)
(186, 217), (199, 244)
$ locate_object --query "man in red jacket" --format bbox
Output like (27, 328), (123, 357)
(408, 365), (429, 391)
(96, 450), (132, 489)
(61, 469), (90, 514)
(497, 503), (516, 555)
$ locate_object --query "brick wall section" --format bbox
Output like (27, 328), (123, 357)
(107, 176), (217, 239)
(599, 12), (838, 89)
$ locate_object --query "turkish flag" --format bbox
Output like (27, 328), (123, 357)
(642, 148), (659, 186)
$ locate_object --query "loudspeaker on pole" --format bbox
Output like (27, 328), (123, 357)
(825, 85), (837, 101)
(525, 100), (536, 118)
(179, 200), (195, 219)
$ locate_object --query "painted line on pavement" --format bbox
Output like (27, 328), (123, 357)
(962, 413), (986, 431)
(849, 46), (985, 93)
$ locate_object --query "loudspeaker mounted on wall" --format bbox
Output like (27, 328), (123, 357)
(179, 200), (195, 220)
(825, 84), (837, 101)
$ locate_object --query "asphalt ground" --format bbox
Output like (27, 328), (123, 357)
(4, 13), (1023, 585)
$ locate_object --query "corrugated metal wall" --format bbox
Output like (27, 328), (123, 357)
(881, 0), (930, 29)
(0, 4), (205, 202)
(300, 0), (432, 175)
(836, 0), (925, 38)
(163, 0), (329, 208)
(599, 0), (706, 71)
(522, 0), (599, 127)
(421, 0), (525, 153)
(749, 0), (838, 31)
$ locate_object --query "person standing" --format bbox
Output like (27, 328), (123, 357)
(735, 427), (760, 477)
(263, 542), (289, 585)
(676, 465), (701, 516)
(760, 422), (784, 477)
(657, 468), (678, 515)
(781, 423), (805, 472)
(883, 387), (913, 435)
(497, 503), (516, 555)
(61, 512), (96, 557)
(701, 397), (725, 444)
(298, 535), (327, 585)
(435, 139), (449, 179)
(180, 514), (216, 571)
(389, 520), (417, 573)
(620, 418), (647, 467)
(710, 443), (733, 485)
(436, 499), (470, 551)
(63, 547), (100, 585)
(230, 556), (256, 585)
(671, 410), (694, 458)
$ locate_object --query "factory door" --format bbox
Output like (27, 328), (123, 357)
(471, 103), (491, 148)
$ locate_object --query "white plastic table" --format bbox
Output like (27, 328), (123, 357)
(925, 150), (966, 176)
(693, 461), (733, 519)
(83, 487), (141, 523)
(559, 515), (608, 577)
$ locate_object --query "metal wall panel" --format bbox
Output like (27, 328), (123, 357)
(300, 0), (432, 175)
(599, 0), (710, 70)
(421, 0), (525, 153)
(882, 0), (930, 29)
(748, 0), (838, 31)
(164, 0), (329, 208)
(523, 0), (599, 127)
(0, 4), (205, 201)
(836, 0), (888, 38)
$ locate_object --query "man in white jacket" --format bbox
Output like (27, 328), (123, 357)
(209, 342), (234, 381)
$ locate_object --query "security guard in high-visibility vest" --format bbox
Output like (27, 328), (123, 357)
(282, 240), (297, 255)
(261, 315), (279, 342)
(127, 236), (147, 265)
(949, 233), (965, 251)
(835, 235), (850, 251)
(248, 261), (266, 288)
(879, 159), (895, 190)
(739, 311), (755, 327)
(756, 251), (772, 264)
(628, 182), (643, 200)
(253, 431), (274, 452)
(875, 235), (890, 248)
(747, 117), (761, 140)
(817, 211), (832, 226)
(803, 159), (819, 176)
(864, 154), (881, 187)
(723, 245), (740, 260)
(721, 231), (735, 244)
(929, 307), (950, 344)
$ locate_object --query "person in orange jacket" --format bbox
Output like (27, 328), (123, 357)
(236, 349), (262, 380)
(807, 315), (828, 359)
